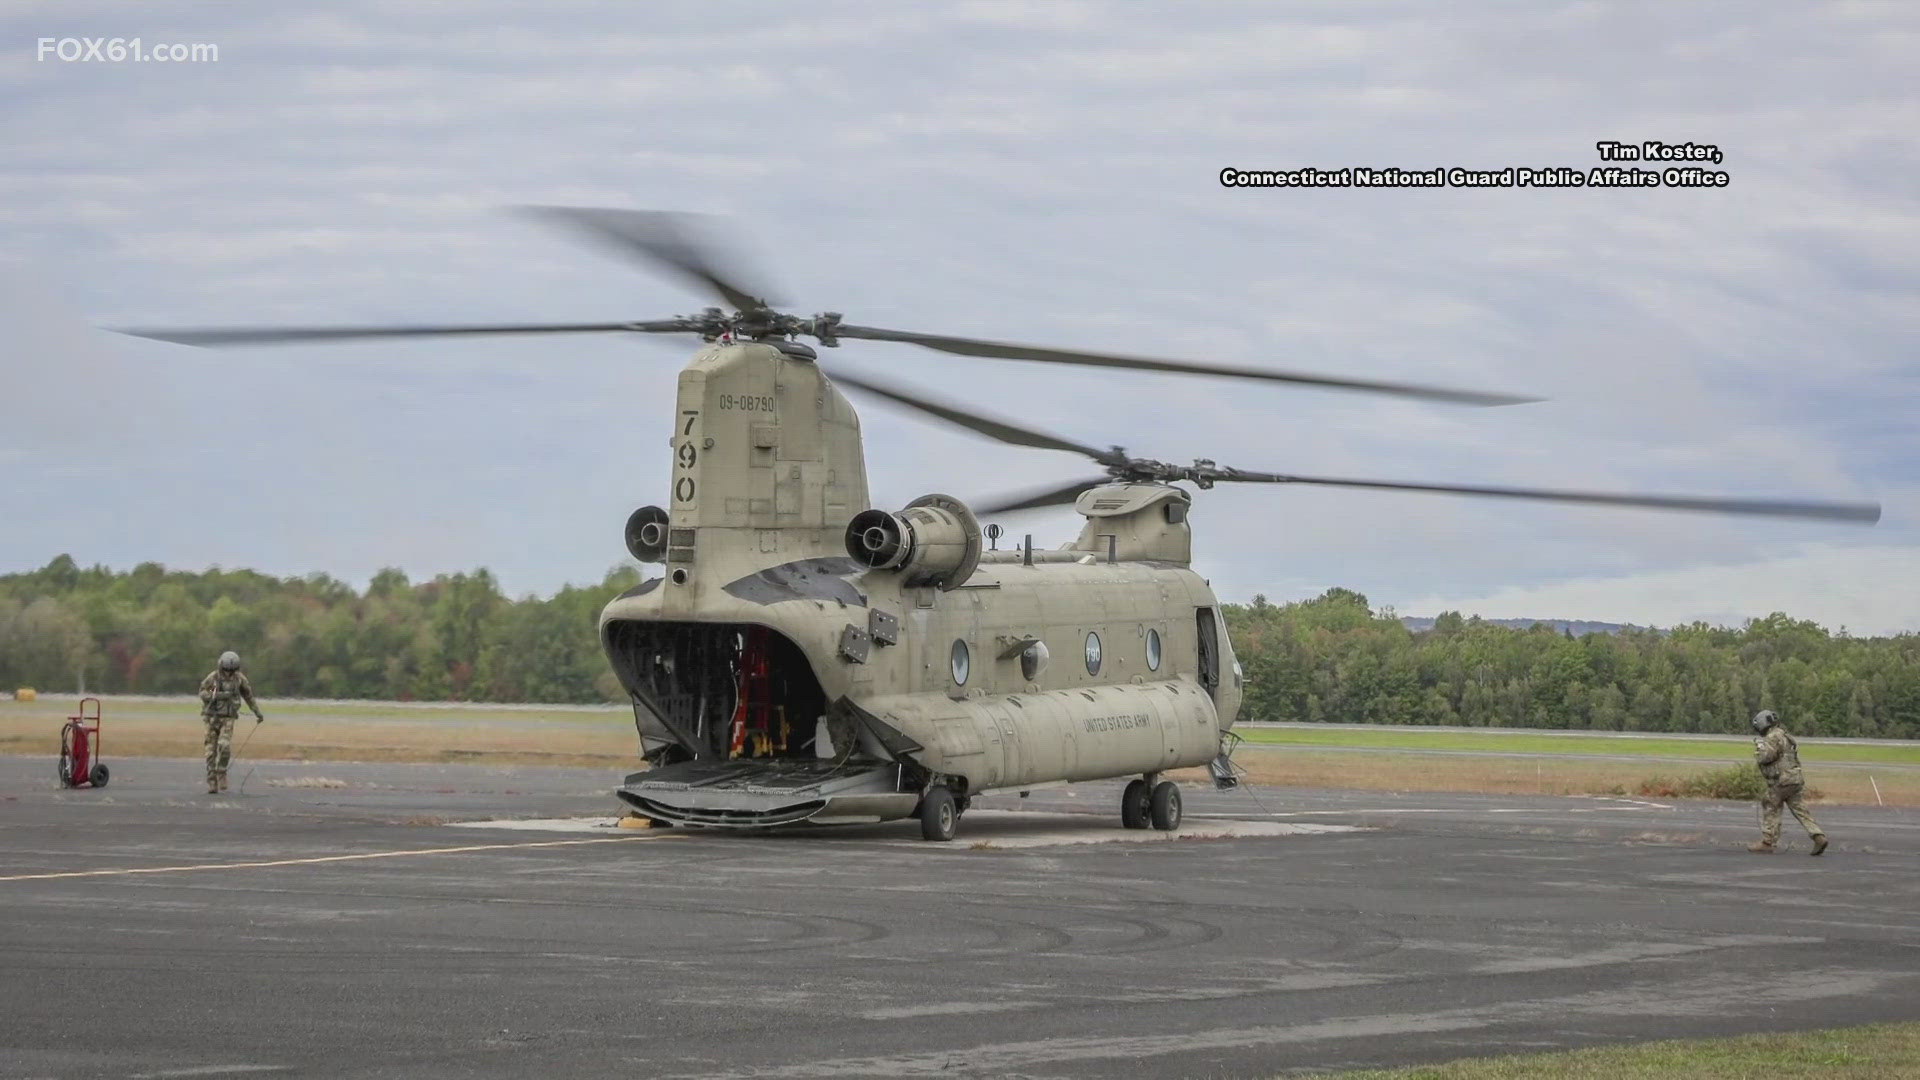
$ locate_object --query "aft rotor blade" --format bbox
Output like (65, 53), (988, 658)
(1217, 469), (1882, 523)
(834, 324), (1538, 407)
(516, 206), (778, 311)
(829, 369), (1117, 462)
(974, 478), (1110, 515)
(113, 320), (694, 347)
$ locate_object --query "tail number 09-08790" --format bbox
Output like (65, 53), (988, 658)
(676, 410), (699, 503)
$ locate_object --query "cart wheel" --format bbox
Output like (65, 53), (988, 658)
(90, 763), (110, 788)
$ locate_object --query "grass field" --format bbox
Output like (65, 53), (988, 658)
(1317, 1022), (1920, 1078)
(1235, 726), (1920, 766)
(5, 695), (1915, 804)
(1173, 751), (1920, 807)
(1213, 724), (1920, 806)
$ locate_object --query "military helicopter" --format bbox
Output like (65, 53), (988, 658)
(121, 208), (1881, 841)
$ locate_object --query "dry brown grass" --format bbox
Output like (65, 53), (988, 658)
(2, 696), (641, 770)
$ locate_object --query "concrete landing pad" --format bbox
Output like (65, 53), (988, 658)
(449, 808), (1370, 845)
(3, 755), (1917, 1079)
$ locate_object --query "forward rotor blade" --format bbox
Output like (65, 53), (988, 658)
(516, 206), (778, 311)
(113, 321), (694, 347)
(974, 477), (1111, 515)
(829, 369), (1117, 462)
(1217, 469), (1882, 523)
(835, 324), (1538, 407)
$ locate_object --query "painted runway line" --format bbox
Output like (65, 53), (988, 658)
(0, 834), (675, 883)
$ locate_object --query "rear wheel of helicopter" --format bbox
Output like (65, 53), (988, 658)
(1149, 781), (1182, 831)
(918, 786), (958, 842)
(1121, 778), (1151, 829)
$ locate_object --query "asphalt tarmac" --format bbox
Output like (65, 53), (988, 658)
(3, 755), (1918, 1079)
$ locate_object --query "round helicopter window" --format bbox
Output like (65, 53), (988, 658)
(1085, 632), (1103, 675)
(951, 639), (971, 685)
(1021, 640), (1050, 682)
(1146, 628), (1162, 671)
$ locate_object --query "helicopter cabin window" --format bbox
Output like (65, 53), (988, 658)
(951, 639), (971, 685)
(1085, 632), (1103, 676)
(1146, 628), (1162, 671)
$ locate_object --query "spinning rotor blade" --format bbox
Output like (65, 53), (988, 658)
(516, 206), (778, 312)
(829, 370), (1116, 461)
(975, 478), (1112, 515)
(1214, 469), (1883, 523)
(829, 372), (1126, 515)
(114, 320), (695, 347)
(837, 368), (1879, 524)
(835, 323), (1537, 406)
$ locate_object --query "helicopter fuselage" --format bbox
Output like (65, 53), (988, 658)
(599, 343), (1241, 830)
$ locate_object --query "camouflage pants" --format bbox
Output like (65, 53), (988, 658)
(203, 714), (236, 785)
(1761, 782), (1823, 844)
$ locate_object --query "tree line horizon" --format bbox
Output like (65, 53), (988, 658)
(2, 556), (1914, 738)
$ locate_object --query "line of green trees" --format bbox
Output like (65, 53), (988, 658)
(1227, 588), (1920, 738)
(0, 555), (634, 703)
(3, 557), (1915, 737)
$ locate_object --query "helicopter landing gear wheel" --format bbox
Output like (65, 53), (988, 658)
(1149, 781), (1182, 831)
(1121, 778), (1151, 829)
(918, 786), (958, 842)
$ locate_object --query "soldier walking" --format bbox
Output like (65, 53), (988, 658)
(1748, 709), (1827, 855)
(200, 650), (264, 794)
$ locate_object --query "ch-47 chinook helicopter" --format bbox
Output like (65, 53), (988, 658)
(121, 208), (1881, 841)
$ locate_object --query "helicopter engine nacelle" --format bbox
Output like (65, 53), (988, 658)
(844, 493), (983, 591)
(624, 505), (671, 563)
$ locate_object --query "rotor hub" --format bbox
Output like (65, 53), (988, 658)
(685, 306), (845, 346)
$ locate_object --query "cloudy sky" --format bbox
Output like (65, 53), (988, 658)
(2, 2), (1914, 631)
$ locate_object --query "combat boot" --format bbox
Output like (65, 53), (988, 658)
(218, 775), (229, 793)
(1747, 840), (1775, 854)
(1810, 834), (1828, 856)
(207, 780), (218, 794)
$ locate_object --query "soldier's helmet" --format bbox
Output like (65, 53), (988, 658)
(1750, 709), (1778, 734)
(218, 651), (241, 672)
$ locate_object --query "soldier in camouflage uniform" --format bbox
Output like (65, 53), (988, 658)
(200, 650), (264, 794)
(1749, 709), (1826, 855)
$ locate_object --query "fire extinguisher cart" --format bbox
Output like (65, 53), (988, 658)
(57, 697), (109, 789)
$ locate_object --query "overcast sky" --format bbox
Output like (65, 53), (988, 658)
(2, 2), (1914, 631)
